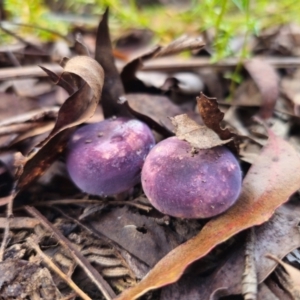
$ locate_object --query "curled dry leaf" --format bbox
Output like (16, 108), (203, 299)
(45, 56), (104, 142)
(244, 58), (279, 120)
(116, 129), (300, 300)
(171, 114), (231, 149)
(40, 65), (75, 95)
(16, 56), (104, 190)
(197, 92), (234, 141)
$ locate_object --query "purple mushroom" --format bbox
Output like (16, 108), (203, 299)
(141, 137), (242, 218)
(66, 117), (155, 196)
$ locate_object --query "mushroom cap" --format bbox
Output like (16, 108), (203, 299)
(141, 137), (242, 218)
(66, 117), (155, 196)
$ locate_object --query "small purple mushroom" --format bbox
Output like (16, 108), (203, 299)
(66, 118), (155, 196)
(141, 137), (242, 218)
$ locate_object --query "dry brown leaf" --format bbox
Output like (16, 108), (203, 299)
(244, 58), (279, 119)
(171, 114), (231, 149)
(40, 65), (75, 95)
(16, 55), (104, 190)
(43, 55), (104, 144)
(95, 8), (129, 118)
(197, 92), (234, 141)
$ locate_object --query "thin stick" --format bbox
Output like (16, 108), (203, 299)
(25, 206), (116, 300)
(1, 56), (300, 81)
(30, 198), (151, 212)
(26, 236), (92, 300)
(0, 217), (39, 229)
(0, 122), (49, 137)
(0, 194), (14, 261)
(0, 213), (10, 262)
(9, 22), (72, 42)
(0, 196), (10, 207)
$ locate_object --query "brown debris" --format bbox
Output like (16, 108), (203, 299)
(171, 113), (231, 149)
(244, 58), (279, 119)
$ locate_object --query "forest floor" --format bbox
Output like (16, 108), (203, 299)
(0, 3), (300, 300)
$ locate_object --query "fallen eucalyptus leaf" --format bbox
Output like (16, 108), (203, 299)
(117, 128), (300, 300)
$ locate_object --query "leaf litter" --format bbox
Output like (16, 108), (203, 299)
(1, 6), (300, 300)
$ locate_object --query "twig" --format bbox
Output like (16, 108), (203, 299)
(31, 198), (152, 212)
(24, 206), (116, 300)
(0, 122), (50, 137)
(26, 236), (92, 300)
(1, 56), (300, 81)
(0, 195), (11, 207)
(0, 212), (10, 262)
(0, 194), (15, 261)
(0, 25), (45, 53)
(0, 63), (63, 80)
(8, 190), (16, 217)
(0, 217), (39, 228)
(8, 22), (72, 43)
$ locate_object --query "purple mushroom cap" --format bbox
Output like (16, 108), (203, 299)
(141, 137), (242, 218)
(66, 117), (155, 196)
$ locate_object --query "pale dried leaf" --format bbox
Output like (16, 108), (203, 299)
(244, 58), (279, 119)
(171, 114), (231, 149)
